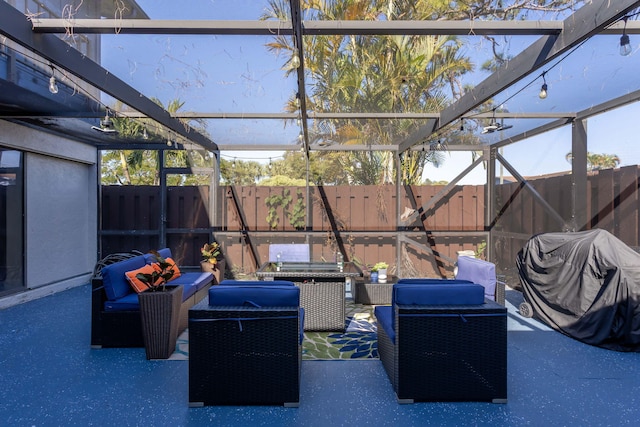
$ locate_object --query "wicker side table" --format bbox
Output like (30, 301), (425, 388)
(354, 279), (396, 305)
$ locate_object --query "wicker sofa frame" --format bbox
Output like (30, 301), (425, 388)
(188, 300), (302, 407)
(377, 300), (508, 404)
(90, 252), (211, 348)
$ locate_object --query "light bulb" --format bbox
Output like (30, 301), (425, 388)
(142, 128), (149, 140)
(298, 131), (304, 142)
(620, 34), (632, 56)
(291, 48), (301, 68)
(48, 76), (59, 94)
(539, 83), (548, 99)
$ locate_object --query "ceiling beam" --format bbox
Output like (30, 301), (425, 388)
(398, 0), (640, 153)
(491, 88), (640, 149)
(0, 2), (217, 151)
(30, 19), (640, 36)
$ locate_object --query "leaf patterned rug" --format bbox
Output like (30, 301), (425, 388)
(302, 301), (378, 360)
(168, 301), (378, 360)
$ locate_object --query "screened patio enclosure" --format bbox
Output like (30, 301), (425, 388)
(1, 0), (640, 296)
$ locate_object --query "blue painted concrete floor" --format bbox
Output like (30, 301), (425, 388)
(1, 285), (640, 426)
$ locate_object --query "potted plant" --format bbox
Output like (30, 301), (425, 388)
(136, 253), (182, 360)
(200, 242), (225, 284)
(371, 262), (389, 284)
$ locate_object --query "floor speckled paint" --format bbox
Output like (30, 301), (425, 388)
(1, 284), (640, 426)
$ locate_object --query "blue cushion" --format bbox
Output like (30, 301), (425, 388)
(219, 280), (295, 287)
(101, 255), (146, 301)
(209, 285), (300, 307)
(393, 283), (484, 306)
(299, 308), (305, 345)
(391, 283), (485, 333)
(396, 278), (473, 284)
(456, 257), (497, 301)
(180, 282), (197, 300)
(392, 279), (473, 307)
(104, 293), (140, 311)
(374, 305), (395, 344)
(170, 272), (213, 291)
(143, 248), (172, 264)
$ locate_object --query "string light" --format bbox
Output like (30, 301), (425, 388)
(291, 48), (301, 69)
(620, 17), (632, 56)
(539, 71), (548, 99)
(48, 66), (59, 94)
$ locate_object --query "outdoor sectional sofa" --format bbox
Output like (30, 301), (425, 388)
(91, 248), (213, 348)
(374, 280), (507, 403)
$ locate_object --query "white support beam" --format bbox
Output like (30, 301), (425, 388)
(30, 18), (640, 36)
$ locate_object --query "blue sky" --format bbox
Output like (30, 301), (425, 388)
(99, 1), (640, 184)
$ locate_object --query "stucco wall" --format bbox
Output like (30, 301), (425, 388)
(0, 120), (97, 298)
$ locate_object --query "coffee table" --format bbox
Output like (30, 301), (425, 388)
(256, 261), (362, 331)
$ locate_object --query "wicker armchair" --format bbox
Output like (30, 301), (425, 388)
(374, 282), (507, 404)
(188, 283), (303, 407)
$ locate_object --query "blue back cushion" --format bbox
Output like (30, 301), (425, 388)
(219, 280), (295, 287)
(209, 285), (300, 307)
(392, 283), (485, 333)
(392, 279), (473, 307)
(143, 248), (172, 264)
(456, 256), (497, 300)
(101, 255), (146, 300)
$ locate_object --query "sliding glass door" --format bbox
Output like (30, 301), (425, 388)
(0, 148), (24, 296)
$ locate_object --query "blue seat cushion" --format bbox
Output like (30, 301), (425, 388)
(219, 280), (295, 287)
(101, 255), (146, 301)
(170, 272), (213, 292)
(104, 292), (140, 311)
(178, 283), (197, 300)
(209, 285), (300, 307)
(374, 305), (395, 344)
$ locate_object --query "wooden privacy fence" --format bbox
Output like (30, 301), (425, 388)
(100, 165), (640, 279)
(223, 184), (484, 232)
(493, 165), (640, 275)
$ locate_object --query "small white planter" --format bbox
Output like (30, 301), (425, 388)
(378, 268), (388, 283)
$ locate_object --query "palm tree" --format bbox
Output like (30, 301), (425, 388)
(566, 151), (621, 172)
(264, 0), (472, 184)
(105, 98), (213, 185)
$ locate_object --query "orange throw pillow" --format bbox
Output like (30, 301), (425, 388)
(125, 264), (157, 293)
(150, 257), (182, 283)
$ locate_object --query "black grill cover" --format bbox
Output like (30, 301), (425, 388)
(517, 229), (640, 352)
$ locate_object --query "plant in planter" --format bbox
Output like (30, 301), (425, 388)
(200, 242), (225, 284)
(136, 253), (182, 360)
(370, 262), (389, 283)
(136, 255), (177, 292)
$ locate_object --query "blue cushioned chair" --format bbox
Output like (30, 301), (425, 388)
(188, 281), (303, 407)
(374, 282), (507, 404)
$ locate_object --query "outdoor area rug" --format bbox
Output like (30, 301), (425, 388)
(168, 300), (378, 360)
